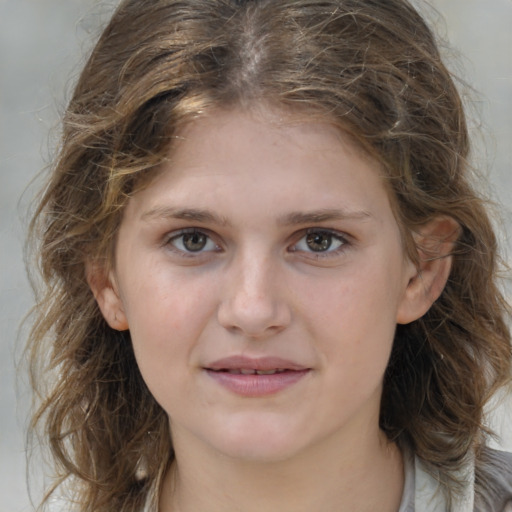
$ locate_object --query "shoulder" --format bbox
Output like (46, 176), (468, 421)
(412, 446), (512, 512)
(475, 447), (512, 512)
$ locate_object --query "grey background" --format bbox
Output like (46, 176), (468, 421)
(1, 1), (511, 510)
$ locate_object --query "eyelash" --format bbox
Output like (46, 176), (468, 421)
(164, 228), (351, 259)
(164, 228), (220, 257)
(289, 229), (350, 258)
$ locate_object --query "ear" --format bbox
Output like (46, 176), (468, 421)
(396, 216), (460, 325)
(86, 261), (129, 331)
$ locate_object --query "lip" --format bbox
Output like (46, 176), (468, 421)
(204, 356), (311, 397)
(206, 356), (309, 372)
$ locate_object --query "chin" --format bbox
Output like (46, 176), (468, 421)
(216, 440), (302, 463)
(204, 416), (308, 463)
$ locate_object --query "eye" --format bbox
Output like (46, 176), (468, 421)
(167, 229), (219, 253)
(291, 229), (347, 254)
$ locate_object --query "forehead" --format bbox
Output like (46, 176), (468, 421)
(141, 105), (385, 196)
(176, 104), (379, 166)
(123, 107), (401, 235)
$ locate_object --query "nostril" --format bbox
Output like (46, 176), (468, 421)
(217, 291), (292, 335)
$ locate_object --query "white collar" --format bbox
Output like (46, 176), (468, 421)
(415, 454), (475, 512)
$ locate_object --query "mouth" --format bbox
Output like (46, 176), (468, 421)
(205, 355), (309, 373)
(209, 368), (291, 375)
(204, 356), (310, 397)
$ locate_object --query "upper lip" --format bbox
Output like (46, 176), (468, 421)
(205, 356), (309, 372)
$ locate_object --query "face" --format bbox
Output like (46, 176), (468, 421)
(98, 107), (421, 462)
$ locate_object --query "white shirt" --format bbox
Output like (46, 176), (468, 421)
(399, 449), (474, 512)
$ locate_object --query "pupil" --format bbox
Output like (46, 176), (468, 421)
(306, 232), (332, 252)
(183, 232), (207, 251)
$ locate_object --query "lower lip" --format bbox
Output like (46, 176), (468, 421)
(205, 369), (310, 397)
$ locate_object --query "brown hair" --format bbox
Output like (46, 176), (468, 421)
(27, 0), (511, 510)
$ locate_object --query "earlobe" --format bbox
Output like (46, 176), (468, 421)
(86, 262), (129, 331)
(396, 216), (460, 325)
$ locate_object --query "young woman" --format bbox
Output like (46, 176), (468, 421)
(26, 0), (512, 510)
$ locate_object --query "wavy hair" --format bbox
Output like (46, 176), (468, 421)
(27, 0), (511, 510)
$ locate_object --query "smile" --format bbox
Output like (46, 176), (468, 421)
(204, 357), (310, 397)
(213, 368), (289, 375)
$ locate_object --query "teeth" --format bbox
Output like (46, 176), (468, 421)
(221, 369), (288, 375)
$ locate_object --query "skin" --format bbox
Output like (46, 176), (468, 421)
(91, 107), (455, 511)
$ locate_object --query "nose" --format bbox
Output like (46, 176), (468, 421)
(217, 252), (292, 339)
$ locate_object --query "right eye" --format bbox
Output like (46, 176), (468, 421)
(167, 229), (219, 254)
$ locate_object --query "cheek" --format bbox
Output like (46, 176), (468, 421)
(120, 265), (218, 388)
(123, 260), (216, 334)
(300, 260), (402, 369)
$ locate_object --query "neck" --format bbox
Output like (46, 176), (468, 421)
(159, 427), (404, 512)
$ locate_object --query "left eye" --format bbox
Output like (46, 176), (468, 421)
(292, 230), (346, 253)
(168, 230), (218, 253)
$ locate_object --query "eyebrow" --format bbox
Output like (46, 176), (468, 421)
(277, 209), (373, 226)
(141, 206), (372, 226)
(141, 206), (230, 226)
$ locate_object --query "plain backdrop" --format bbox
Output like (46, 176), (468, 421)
(1, 1), (511, 511)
